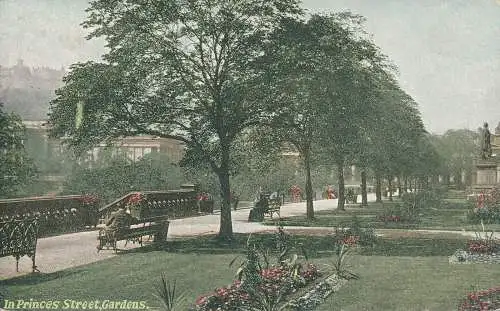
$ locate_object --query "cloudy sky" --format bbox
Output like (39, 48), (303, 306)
(1, 0), (499, 134)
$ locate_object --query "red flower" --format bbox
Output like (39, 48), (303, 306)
(195, 295), (207, 305)
(127, 192), (143, 205)
(342, 235), (360, 246)
(79, 194), (99, 204)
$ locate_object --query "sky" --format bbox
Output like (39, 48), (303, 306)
(0, 0), (499, 134)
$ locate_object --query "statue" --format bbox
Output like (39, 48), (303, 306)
(481, 122), (492, 159)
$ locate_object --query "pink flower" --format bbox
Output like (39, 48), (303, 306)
(195, 295), (207, 305)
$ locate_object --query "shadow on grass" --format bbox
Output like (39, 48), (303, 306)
(359, 238), (466, 257)
(119, 232), (468, 259)
(0, 269), (84, 286)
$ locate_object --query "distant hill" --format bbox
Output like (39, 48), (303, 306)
(0, 60), (65, 120)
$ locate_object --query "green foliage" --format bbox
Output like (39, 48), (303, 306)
(402, 189), (443, 210)
(154, 275), (186, 311)
(49, 0), (304, 238)
(230, 235), (264, 289)
(379, 203), (419, 225)
(24, 129), (74, 176)
(432, 129), (479, 188)
(467, 207), (500, 225)
(229, 131), (335, 201)
(335, 216), (378, 247)
(329, 243), (359, 281)
(0, 104), (38, 198)
(63, 151), (187, 204)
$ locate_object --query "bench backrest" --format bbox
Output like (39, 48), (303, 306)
(0, 218), (39, 258)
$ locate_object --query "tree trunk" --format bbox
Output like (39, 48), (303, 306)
(397, 176), (402, 198)
(337, 159), (345, 211)
(217, 147), (233, 240)
(361, 169), (368, 207)
(388, 177), (393, 201)
(404, 177), (408, 193)
(303, 147), (314, 220)
(375, 173), (382, 203)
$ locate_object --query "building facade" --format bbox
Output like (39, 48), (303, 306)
(23, 121), (186, 164)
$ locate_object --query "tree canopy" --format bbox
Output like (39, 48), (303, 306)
(0, 103), (37, 198)
(49, 0), (302, 239)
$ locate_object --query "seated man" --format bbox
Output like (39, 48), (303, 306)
(104, 208), (137, 238)
(269, 191), (278, 200)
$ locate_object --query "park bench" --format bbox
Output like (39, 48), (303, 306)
(264, 197), (281, 219)
(248, 193), (282, 222)
(345, 187), (358, 204)
(97, 215), (170, 253)
(0, 218), (39, 272)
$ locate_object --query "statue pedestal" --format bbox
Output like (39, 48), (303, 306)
(472, 157), (499, 192)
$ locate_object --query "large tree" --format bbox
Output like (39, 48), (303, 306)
(311, 13), (392, 211)
(0, 103), (37, 198)
(433, 129), (478, 188)
(48, 0), (302, 239)
(261, 12), (388, 215)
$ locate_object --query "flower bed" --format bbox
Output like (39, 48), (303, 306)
(449, 234), (500, 264)
(467, 188), (500, 225)
(458, 286), (500, 311)
(467, 239), (498, 255)
(192, 264), (322, 311)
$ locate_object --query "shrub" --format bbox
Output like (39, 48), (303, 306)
(401, 189), (443, 211)
(334, 217), (377, 248)
(467, 187), (500, 225)
(467, 206), (500, 225)
(378, 204), (418, 224)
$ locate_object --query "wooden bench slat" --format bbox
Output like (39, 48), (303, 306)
(97, 217), (170, 253)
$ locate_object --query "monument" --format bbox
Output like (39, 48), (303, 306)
(471, 122), (500, 192)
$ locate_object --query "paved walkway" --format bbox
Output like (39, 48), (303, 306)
(1, 194), (497, 279)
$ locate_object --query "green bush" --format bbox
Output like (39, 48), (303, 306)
(466, 207), (500, 225)
(335, 216), (378, 247)
(63, 152), (188, 204)
(401, 190), (443, 210)
(378, 203), (421, 224)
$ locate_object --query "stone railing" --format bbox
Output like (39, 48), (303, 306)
(0, 195), (100, 237)
(98, 190), (200, 224)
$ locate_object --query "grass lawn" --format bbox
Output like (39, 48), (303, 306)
(318, 255), (500, 311)
(266, 200), (500, 232)
(1, 249), (240, 309)
(1, 233), (498, 311)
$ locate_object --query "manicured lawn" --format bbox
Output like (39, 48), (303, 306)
(2, 250), (239, 310)
(1, 233), (498, 311)
(318, 255), (500, 311)
(267, 200), (500, 231)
